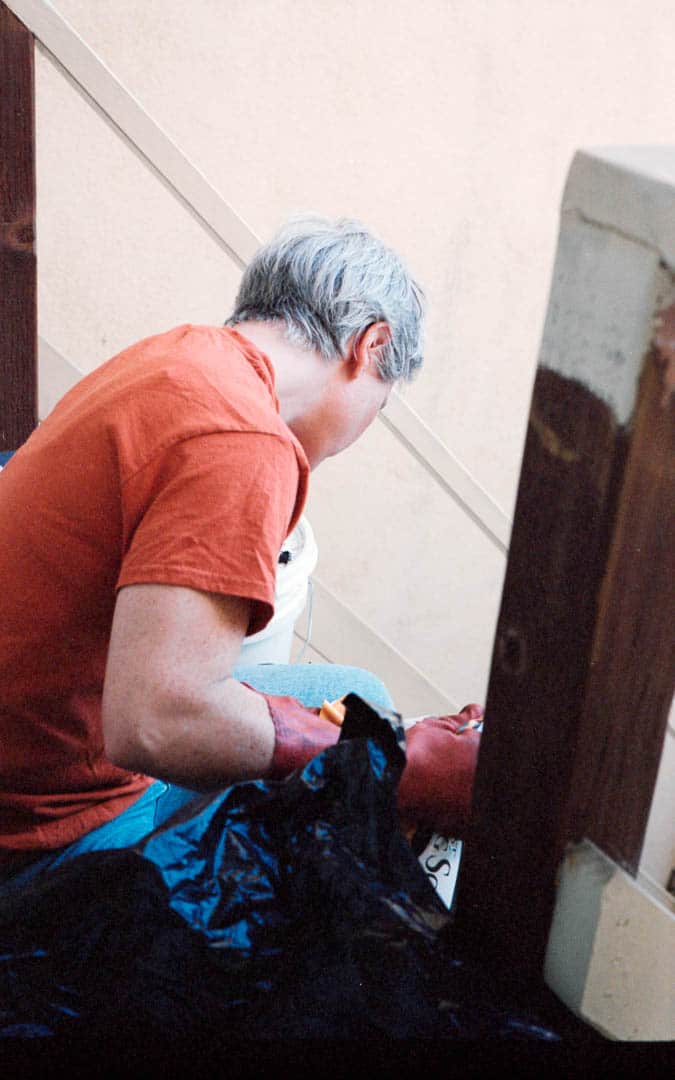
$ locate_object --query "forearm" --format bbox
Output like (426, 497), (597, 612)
(104, 677), (276, 790)
(104, 584), (390, 790)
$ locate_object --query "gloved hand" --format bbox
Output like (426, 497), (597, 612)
(250, 687), (483, 835)
(397, 703), (483, 834)
(247, 690), (340, 779)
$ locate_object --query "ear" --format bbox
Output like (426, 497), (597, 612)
(346, 322), (391, 380)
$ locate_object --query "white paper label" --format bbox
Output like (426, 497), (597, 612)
(417, 833), (463, 910)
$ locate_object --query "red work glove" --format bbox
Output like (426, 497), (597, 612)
(246, 691), (340, 779)
(397, 703), (483, 835)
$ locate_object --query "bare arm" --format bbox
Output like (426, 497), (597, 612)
(102, 583), (274, 788)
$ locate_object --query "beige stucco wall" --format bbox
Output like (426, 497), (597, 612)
(36, 0), (675, 712)
(40, 0), (675, 507)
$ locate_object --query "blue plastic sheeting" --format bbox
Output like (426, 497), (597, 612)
(0, 696), (565, 1053)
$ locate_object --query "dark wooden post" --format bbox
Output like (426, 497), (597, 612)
(454, 197), (675, 983)
(0, 2), (37, 450)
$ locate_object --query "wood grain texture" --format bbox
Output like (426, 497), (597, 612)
(453, 290), (674, 980)
(0, 2), (37, 449)
(570, 337), (675, 870)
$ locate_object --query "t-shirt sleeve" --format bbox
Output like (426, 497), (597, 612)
(117, 431), (302, 635)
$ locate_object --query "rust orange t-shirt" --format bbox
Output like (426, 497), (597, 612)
(0, 325), (309, 859)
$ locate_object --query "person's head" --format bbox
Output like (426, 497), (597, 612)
(226, 212), (423, 466)
(226, 213), (425, 383)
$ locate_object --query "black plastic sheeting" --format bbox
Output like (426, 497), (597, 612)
(0, 695), (586, 1059)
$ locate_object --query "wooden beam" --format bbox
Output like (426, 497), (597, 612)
(569, 319), (675, 870)
(0, 1), (36, 449)
(454, 187), (675, 980)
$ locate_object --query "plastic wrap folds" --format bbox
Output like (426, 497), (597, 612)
(0, 695), (563, 1050)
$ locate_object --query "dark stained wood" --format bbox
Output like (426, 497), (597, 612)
(0, 2), (37, 450)
(453, 300), (674, 981)
(570, 335), (675, 869)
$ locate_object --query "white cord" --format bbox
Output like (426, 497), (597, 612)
(294, 578), (314, 663)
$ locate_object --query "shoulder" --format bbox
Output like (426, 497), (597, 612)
(103, 325), (308, 485)
(125, 325), (279, 429)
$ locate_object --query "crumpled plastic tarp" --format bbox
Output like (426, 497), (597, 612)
(0, 695), (566, 1053)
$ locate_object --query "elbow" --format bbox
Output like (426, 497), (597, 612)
(103, 725), (148, 775)
(101, 695), (157, 775)
(101, 685), (204, 782)
(104, 734), (146, 775)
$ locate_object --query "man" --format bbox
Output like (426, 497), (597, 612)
(0, 215), (481, 892)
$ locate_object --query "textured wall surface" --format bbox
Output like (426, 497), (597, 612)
(545, 841), (675, 1040)
(42, 0), (675, 506)
(36, 0), (675, 711)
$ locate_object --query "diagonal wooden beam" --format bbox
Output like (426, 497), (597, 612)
(0, 1), (36, 449)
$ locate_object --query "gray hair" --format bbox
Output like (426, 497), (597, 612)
(225, 214), (425, 382)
